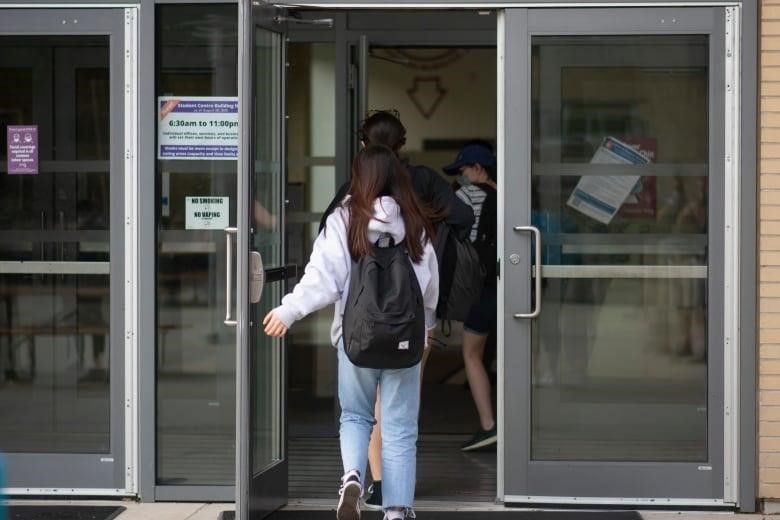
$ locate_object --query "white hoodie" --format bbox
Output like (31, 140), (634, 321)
(272, 196), (439, 346)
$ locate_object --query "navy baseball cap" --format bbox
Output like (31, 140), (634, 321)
(443, 143), (497, 175)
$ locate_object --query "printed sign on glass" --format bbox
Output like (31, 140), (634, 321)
(566, 136), (650, 225)
(158, 97), (238, 160)
(7, 125), (38, 175)
(185, 196), (229, 230)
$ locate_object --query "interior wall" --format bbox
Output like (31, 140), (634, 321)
(368, 47), (497, 170)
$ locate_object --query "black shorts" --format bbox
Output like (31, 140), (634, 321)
(463, 285), (497, 336)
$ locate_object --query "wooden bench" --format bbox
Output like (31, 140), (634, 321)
(0, 324), (109, 380)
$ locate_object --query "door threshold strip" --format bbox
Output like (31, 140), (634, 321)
(285, 499), (505, 511)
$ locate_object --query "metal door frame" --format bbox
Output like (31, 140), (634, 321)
(0, 5), (138, 496)
(253, 1), (755, 511)
(498, 5), (739, 506)
(235, 1), (289, 518)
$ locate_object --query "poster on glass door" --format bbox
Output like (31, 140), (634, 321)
(7, 125), (38, 174)
(566, 136), (650, 224)
(157, 96), (238, 160)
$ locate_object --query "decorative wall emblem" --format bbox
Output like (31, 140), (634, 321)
(407, 77), (447, 119)
(379, 48), (468, 71)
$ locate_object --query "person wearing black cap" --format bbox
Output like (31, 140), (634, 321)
(443, 142), (499, 452)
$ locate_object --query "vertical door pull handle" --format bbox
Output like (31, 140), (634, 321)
(59, 211), (66, 281)
(40, 211), (46, 262)
(512, 225), (542, 319)
(225, 227), (238, 326)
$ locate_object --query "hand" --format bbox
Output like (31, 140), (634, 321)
(263, 310), (289, 337)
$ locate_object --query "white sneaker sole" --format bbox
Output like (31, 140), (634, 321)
(461, 434), (497, 452)
(337, 481), (362, 520)
(362, 500), (383, 511)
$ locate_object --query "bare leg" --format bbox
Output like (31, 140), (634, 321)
(462, 331), (494, 430)
(367, 397), (382, 482)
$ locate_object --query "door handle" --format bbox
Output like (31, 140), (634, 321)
(224, 227), (238, 326)
(250, 251), (264, 304)
(59, 210), (65, 281)
(40, 211), (46, 280)
(513, 225), (542, 319)
(249, 262), (298, 304)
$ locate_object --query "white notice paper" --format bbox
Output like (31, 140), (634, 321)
(566, 136), (650, 224)
(158, 96), (238, 160)
(186, 196), (229, 230)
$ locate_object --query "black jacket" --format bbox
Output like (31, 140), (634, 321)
(318, 163), (474, 239)
(473, 183), (497, 287)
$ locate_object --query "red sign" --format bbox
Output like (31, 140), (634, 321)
(619, 137), (657, 218)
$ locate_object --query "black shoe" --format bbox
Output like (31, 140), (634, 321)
(363, 480), (382, 511)
(461, 424), (497, 452)
(337, 470), (362, 520)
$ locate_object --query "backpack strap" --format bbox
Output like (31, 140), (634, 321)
(375, 232), (395, 248)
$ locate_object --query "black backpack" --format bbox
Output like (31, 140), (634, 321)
(473, 185), (497, 286)
(434, 224), (484, 323)
(342, 233), (426, 369)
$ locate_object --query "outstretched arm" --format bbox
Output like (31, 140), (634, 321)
(264, 210), (351, 336)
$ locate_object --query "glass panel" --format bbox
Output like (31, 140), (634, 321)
(155, 5), (238, 485)
(0, 36), (111, 453)
(530, 35), (708, 462)
(286, 43), (338, 436)
(251, 26), (283, 474)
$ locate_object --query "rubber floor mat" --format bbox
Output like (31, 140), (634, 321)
(220, 511), (642, 520)
(7, 506), (125, 520)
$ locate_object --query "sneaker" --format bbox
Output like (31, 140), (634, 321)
(363, 480), (382, 511)
(337, 470), (362, 520)
(461, 424), (497, 451)
(383, 509), (407, 520)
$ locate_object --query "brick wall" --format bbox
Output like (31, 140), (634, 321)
(761, 0), (780, 499)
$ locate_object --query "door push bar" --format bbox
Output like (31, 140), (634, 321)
(513, 225), (542, 319)
(264, 264), (298, 283)
(250, 263), (298, 304)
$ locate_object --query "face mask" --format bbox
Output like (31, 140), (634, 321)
(458, 174), (472, 186)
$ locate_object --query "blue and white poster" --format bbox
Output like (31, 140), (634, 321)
(566, 136), (650, 225)
(157, 96), (238, 160)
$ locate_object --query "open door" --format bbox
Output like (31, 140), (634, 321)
(232, 1), (292, 518)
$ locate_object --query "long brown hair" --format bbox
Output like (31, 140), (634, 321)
(346, 145), (434, 263)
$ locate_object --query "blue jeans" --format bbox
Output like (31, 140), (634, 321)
(337, 340), (421, 511)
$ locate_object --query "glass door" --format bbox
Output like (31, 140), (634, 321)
(234, 2), (290, 518)
(502, 8), (728, 502)
(0, 9), (126, 490)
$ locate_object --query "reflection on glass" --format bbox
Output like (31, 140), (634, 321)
(0, 36), (111, 453)
(252, 27), (284, 475)
(286, 43), (338, 436)
(530, 35), (708, 462)
(155, 5), (238, 485)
